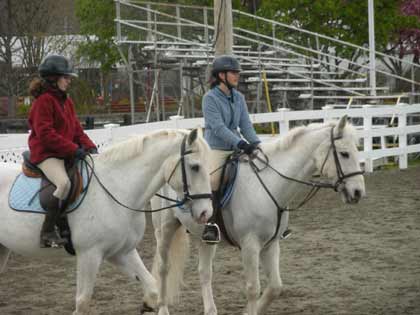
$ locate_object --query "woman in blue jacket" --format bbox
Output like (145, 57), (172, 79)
(201, 55), (261, 243)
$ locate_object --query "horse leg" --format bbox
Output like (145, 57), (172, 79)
(241, 236), (261, 315)
(0, 243), (11, 273)
(257, 241), (283, 314)
(156, 219), (181, 315)
(108, 249), (158, 313)
(73, 249), (103, 315)
(198, 243), (218, 315)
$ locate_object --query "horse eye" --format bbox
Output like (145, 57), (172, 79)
(191, 164), (200, 172)
(340, 152), (350, 159)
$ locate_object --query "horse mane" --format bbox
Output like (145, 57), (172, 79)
(98, 129), (189, 162)
(263, 120), (357, 153)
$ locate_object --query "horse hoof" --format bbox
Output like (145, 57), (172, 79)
(141, 302), (155, 314)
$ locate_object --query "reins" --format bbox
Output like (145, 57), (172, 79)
(73, 135), (212, 214)
(250, 127), (364, 208)
(232, 126), (364, 247)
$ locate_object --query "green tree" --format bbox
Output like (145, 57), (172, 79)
(75, 0), (121, 109)
(237, 0), (419, 73)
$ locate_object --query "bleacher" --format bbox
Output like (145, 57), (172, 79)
(114, 1), (420, 115)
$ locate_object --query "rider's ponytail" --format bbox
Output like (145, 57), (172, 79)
(29, 77), (47, 98)
(29, 75), (60, 98)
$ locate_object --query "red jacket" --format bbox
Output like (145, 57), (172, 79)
(28, 89), (96, 164)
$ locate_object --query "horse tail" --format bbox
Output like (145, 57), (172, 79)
(0, 243), (11, 273)
(151, 224), (190, 305)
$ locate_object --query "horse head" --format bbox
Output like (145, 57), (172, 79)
(314, 116), (366, 204)
(164, 128), (213, 224)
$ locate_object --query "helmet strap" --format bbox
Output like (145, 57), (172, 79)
(220, 71), (234, 91)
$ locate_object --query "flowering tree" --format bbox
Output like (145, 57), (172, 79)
(394, 0), (420, 63)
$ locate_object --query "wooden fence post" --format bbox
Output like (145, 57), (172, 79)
(363, 106), (373, 173)
(322, 105), (334, 123)
(398, 110), (408, 169)
(104, 123), (120, 144)
(277, 108), (290, 135)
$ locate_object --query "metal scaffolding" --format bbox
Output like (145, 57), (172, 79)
(114, 0), (420, 123)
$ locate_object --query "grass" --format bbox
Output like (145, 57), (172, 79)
(374, 157), (420, 171)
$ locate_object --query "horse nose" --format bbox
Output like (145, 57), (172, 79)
(354, 189), (361, 201)
(199, 210), (209, 224)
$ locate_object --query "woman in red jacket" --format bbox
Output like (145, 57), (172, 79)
(28, 54), (97, 248)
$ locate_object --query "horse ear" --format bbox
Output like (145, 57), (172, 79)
(188, 128), (198, 145)
(335, 115), (348, 138)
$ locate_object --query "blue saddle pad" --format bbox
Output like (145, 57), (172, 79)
(9, 164), (90, 214)
(219, 159), (239, 209)
(176, 159), (239, 214)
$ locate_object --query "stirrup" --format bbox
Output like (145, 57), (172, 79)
(40, 229), (68, 248)
(40, 238), (67, 248)
(202, 223), (221, 244)
(280, 229), (292, 240)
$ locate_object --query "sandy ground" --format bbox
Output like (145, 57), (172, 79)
(0, 166), (419, 315)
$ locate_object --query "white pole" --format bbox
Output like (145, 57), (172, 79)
(368, 0), (377, 96)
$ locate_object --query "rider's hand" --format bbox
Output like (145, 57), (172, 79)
(88, 147), (98, 154)
(74, 147), (87, 160)
(248, 143), (260, 159)
(237, 140), (259, 156)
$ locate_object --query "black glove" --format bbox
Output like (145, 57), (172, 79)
(237, 140), (257, 155)
(88, 147), (98, 154)
(74, 147), (87, 160)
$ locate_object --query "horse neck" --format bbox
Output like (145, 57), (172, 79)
(265, 127), (329, 202)
(95, 136), (180, 209)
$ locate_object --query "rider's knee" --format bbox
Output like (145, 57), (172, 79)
(54, 177), (71, 200)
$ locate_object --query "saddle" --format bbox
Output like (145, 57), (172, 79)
(21, 151), (84, 209)
(18, 151), (85, 255)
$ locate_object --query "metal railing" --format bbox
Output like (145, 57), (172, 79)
(114, 0), (420, 110)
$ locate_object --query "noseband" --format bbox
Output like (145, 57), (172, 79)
(320, 127), (365, 192)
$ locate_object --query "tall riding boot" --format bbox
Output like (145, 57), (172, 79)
(40, 199), (68, 248)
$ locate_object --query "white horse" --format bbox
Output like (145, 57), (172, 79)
(0, 129), (213, 315)
(147, 116), (366, 315)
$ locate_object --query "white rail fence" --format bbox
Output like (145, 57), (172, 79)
(1, 105), (420, 172)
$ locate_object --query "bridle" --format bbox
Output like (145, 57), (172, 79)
(75, 135), (212, 213)
(156, 135), (213, 207)
(248, 126), (364, 247)
(320, 127), (365, 192)
(252, 127), (364, 194)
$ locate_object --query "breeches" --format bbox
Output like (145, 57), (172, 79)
(37, 158), (71, 200)
(209, 149), (233, 191)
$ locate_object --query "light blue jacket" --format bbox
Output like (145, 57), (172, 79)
(202, 86), (260, 150)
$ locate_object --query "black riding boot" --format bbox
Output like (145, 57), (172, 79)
(40, 199), (68, 248)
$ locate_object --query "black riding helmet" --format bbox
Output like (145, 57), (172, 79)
(38, 54), (78, 78)
(211, 55), (241, 77)
(211, 55), (241, 92)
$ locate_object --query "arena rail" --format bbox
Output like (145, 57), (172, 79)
(1, 105), (419, 172)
